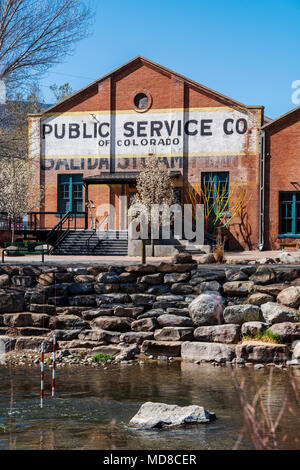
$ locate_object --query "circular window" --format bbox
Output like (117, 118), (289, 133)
(134, 93), (148, 110)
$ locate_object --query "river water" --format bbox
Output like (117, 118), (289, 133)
(0, 361), (299, 450)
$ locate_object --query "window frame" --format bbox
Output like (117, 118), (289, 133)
(278, 191), (300, 238)
(201, 171), (230, 217)
(57, 174), (84, 215)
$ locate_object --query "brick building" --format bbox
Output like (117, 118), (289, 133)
(28, 56), (300, 253)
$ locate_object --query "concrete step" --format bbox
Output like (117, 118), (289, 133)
(52, 229), (128, 255)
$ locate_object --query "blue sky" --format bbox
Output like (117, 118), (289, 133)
(40, 0), (300, 119)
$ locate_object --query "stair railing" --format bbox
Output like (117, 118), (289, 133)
(86, 214), (110, 253)
(46, 211), (73, 254)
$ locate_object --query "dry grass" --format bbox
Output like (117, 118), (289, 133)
(231, 366), (300, 450)
(242, 330), (280, 344)
(242, 336), (278, 344)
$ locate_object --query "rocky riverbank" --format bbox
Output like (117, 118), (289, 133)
(0, 253), (300, 367)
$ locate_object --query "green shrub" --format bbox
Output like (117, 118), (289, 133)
(92, 353), (115, 363)
(243, 328), (279, 344)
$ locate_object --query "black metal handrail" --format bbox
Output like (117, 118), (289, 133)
(0, 211), (88, 232)
(86, 215), (110, 253)
(86, 229), (97, 254)
(46, 212), (74, 252)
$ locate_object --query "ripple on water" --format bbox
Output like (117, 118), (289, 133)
(0, 363), (299, 450)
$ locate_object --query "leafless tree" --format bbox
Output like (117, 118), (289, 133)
(50, 82), (73, 102)
(0, 155), (44, 241)
(0, 0), (94, 88)
(0, 83), (44, 161)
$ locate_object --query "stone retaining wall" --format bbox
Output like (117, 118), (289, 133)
(0, 253), (300, 364)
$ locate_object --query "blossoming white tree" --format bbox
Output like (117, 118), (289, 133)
(0, 157), (44, 242)
(132, 154), (174, 260)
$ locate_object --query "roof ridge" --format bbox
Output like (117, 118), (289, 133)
(37, 56), (262, 116)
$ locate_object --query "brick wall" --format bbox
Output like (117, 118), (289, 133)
(30, 58), (263, 250)
(265, 108), (300, 249)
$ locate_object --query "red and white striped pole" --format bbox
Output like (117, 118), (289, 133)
(52, 335), (56, 397)
(41, 343), (44, 409)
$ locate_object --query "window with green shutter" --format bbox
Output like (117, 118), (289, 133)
(279, 192), (300, 236)
(57, 174), (84, 213)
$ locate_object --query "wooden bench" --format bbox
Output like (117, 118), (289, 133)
(280, 242), (300, 252)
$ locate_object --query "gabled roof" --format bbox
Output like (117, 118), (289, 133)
(38, 56), (263, 116)
(261, 105), (300, 130)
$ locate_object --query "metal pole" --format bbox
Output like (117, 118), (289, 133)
(52, 335), (56, 397)
(41, 343), (44, 408)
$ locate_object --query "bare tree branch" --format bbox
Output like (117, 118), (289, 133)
(0, 0), (94, 87)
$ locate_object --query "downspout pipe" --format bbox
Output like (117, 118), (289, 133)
(259, 130), (265, 251)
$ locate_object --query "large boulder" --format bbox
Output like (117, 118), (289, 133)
(250, 266), (275, 285)
(277, 286), (300, 308)
(129, 402), (215, 429)
(13, 327), (50, 337)
(157, 314), (193, 328)
(130, 294), (156, 306)
(113, 305), (144, 318)
(188, 291), (224, 326)
(279, 252), (297, 264)
(82, 308), (114, 320)
(241, 321), (268, 337)
(90, 316), (131, 332)
(94, 283), (120, 294)
(139, 273), (164, 285)
(96, 293), (129, 305)
(68, 296), (96, 307)
(50, 329), (82, 341)
(269, 322), (300, 344)
(59, 339), (105, 350)
(194, 281), (221, 294)
(49, 315), (89, 330)
(171, 283), (193, 295)
(131, 318), (158, 332)
(156, 263), (195, 273)
(197, 254), (215, 264)
(223, 281), (254, 296)
(225, 269), (249, 282)
(119, 331), (154, 344)
(0, 291), (24, 313)
(154, 327), (194, 342)
(194, 324), (241, 344)
(247, 293), (274, 306)
(223, 305), (261, 325)
(251, 284), (287, 296)
(96, 272), (119, 284)
(15, 336), (53, 352)
(126, 264), (157, 274)
(236, 341), (290, 363)
(190, 270), (226, 282)
(137, 309), (164, 319)
(164, 273), (190, 284)
(172, 253), (194, 264)
(68, 283), (94, 295)
(78, 329), (121, 344)
(260, 302), (299, 324)
(3, 313), (50, 328)
(141, 340), (182, 357)
(181, 341), (235, 362)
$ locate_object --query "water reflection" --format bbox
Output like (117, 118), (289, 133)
(0, 362), (299, 450)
